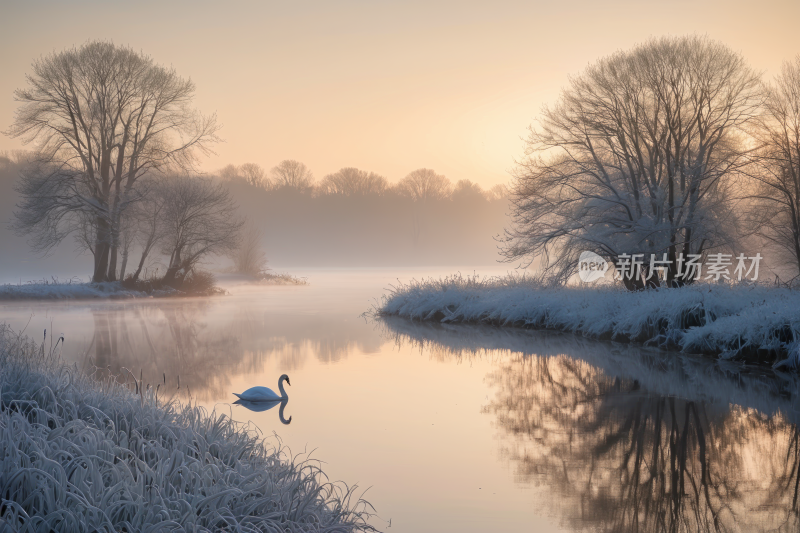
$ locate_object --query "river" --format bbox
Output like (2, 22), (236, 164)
(2, 268), (799, 532)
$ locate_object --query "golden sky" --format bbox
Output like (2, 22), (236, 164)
(1, 0), (799, 188)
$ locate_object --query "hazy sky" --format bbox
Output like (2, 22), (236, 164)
(1, 0), (799, 188)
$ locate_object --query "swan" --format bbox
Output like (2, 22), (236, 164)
(233, 374), (290, 402)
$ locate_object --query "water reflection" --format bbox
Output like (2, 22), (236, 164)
(0, 289), (384, 402)
(234, 398), (292, 424)
(381, 317), (800, 533)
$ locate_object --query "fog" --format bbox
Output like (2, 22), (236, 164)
(225, 177), (508, 267)
(0, 156), (509, 283)
(0, 158), (92, 282)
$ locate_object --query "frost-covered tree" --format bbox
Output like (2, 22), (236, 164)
(318, 167), (388, 195)
(8, 41), (219, 282)
(502, 36), (762, 289)
(749, 56), (800, 281)
(396, 168), (452, 201)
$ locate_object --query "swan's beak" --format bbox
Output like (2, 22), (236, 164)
(287, 377), (291, 386)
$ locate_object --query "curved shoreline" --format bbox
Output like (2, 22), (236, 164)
(376, 274), (800, 368)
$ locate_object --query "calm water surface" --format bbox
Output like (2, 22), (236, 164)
(2, 268), (800, 533)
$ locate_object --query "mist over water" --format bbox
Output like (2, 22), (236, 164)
(2, 270), (798, 532)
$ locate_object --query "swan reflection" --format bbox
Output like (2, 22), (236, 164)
(234, 398), (292, 425)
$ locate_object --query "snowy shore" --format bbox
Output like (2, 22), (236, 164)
(0, 281), (179, 300)
(377, 274), (800, 367)
(0, 326), (375, 531)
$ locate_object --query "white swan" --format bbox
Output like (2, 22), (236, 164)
(233, 374), (290, 402)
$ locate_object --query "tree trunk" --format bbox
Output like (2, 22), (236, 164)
(107, 245), (118, 281)
(132, 251), (148, 282)
(119, 248), (129, 280)
(164, 247), (183, 283)
(93, 217), (110, 283)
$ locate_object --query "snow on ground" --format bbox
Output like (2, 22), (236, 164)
(377, 273), (800, 367)
(0, 281), (177, 300)
(0, 325), (375, 531)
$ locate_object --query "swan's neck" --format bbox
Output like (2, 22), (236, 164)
(278, 377), (288, 399)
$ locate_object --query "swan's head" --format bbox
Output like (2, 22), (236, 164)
(280, 374), (291, 386)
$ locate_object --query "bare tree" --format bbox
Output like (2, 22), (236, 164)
(218, 164), (241, 181)
(484, 183), (509, 201)
(502, 36), (762, 289)
(219, 163), (268, 188)
(318, 167), (388, 195)
(231, 222), (268, 276)
(239, 163), (267, 188)
(270, 160), (314, 191)
(7, 41), (219, 282)
(395, 168), (452, 201)
(127, 177), (169, 282)
(160, 175), (243, 283)
(451, 179), (485, 200)
(749, 56), (800, 281)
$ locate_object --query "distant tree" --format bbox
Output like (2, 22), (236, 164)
(502, 36), (762, 289)
(452, 179), (485, 201)
(7, 41), (219, 282)
(749, 56), (800, 280)
(239, 163), (268, 188)
(396, 168), (452, 201)
(318, 167), (388, 195)
(218, 163), (268, 188)
(218, 164), (241, 181)
(160, 176), (243, 283)
(484, 184), (509, 201)
(270, 160), (314, 191)
(231, 222), (268, 276)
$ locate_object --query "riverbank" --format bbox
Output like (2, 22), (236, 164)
(0, 325), (375, 531)
(0, 280), (184, 300)
(0, 270), (309, 301)
(376, 273), (800, 368)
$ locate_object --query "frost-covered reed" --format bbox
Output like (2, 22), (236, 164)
(377, 273), (800, 367)
(0, 325), (376, 532)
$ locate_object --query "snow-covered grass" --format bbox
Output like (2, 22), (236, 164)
(256, 272), (309, 286)
(0, 280), (170, 300)
(0, 325), (376, 532)
(376, 273), (800, 367)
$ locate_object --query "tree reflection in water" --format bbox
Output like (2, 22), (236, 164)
(76, 298), (382, 401)
(381, 317), (800, 533)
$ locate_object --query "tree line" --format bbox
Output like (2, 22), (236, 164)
(218, 160), (507, 202)
(502, 36), (800, 289)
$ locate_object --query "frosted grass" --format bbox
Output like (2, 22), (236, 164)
(0, 325), (376, 532)
(0, 281), (177, 300)
(376, 273), (800, 367)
